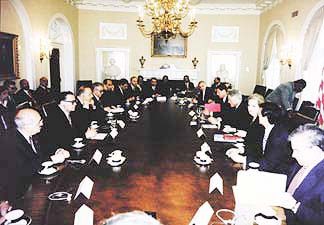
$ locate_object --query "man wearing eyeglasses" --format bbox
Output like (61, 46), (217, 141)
(41, 92), (96, 156)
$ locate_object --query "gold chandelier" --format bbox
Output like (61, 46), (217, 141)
(137, 0), (198, 40)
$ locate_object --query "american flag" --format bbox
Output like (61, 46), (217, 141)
(316, 67), (324, 126)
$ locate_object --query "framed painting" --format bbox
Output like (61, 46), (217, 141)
(151, 34), (187, 57)
(0, 32), (19, 80)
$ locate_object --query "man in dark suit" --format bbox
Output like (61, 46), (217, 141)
(114, 79), (132, 105)
(225, 89), (252, 130)
(181, 75), (194, 92)
(102, 79), (118, 107)
(34, 77), (54, 105)
(91, 82), (109, 122)
(41, 91), (96, 156)
(215, 83), (231, 114)
(3, 80), (17, 112)
(275, 124), (324, 225)
(195, 81), (214, 105)
(211, 77), (221, 91)
(128, 76), (142, 99)
(0, 86), (15, 136)
(143, 78), (161, 98)
(14, 79), (38, 108)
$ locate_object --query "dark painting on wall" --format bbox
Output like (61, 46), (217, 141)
(0, 32), (19, 81)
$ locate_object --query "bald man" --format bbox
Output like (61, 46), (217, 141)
(0, 108), (68, 200)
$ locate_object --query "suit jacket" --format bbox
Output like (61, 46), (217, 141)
(0, 104), (15, 136)
(160, 82), (171, 97)
(266, 82), (295, 111)
(0, 129), (43, 200)
(41, 105), (80, 155)
(197, 87), (214, 105)
(101, 90), (118, 107)
(71, 99), (93, 135)
(127, 85), (142, 99)
(14, 89), (37, 107)
(224, 101), (252, 130)
(181, 81), (194, 91)
(34, 86), (54, 105)
(285, 160), (324, 225)
(92, 96), (107, 123)
(251, 123), (292, 174)
(244, 117), (265, 160)
(143, 85), (161, 98)
(114, 87), (128, 105)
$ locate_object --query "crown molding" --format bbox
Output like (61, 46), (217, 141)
(71, 0), (283, 15)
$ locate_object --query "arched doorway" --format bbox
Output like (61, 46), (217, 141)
(48, 14), (75, 92)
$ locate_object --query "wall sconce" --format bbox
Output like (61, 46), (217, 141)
(39, 38), (49, 63)
(192, 57), (199, 69)
(280, 58), (292, 69)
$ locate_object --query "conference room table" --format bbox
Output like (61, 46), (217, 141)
(16, 100), (246, 225)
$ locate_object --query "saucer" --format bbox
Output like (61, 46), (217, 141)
(41, 161), (54, 167)
(193, 155), (213, 166)
(72, 143), (85, 149)
(38, 167), (57, 176)
(106, 156), (126, 167)
(4, 210), (24, 222)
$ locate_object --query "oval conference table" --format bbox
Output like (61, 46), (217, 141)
(17, 101), (243, 225)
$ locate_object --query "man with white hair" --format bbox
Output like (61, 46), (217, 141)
(0, 108), (69, 200)
(224, 89), (251, 130)
(275, 124), (324, 225)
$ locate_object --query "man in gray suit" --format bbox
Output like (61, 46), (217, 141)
(266, 79), (306, 115)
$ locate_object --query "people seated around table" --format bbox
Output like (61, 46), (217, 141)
(194, 81), (214, 105)
(0, 108), (69, 200)
(143, 77), (161, 98)
(3, 80), (17, 112)
(34, 77), (54, 105)
(0, 201), (12, 224)
(266, 79), (306, 117)
(128, 76), (142, 99)
(114, 79), (134, 105)
(226, 94), (265, 161)
(160, 75), (171, 97)
(41, 91), (96, 155)
(102, 79), (118, 107)
(228, 102), (292, 174)
(14, 79), (38, 108)
(0, 86), (15, 135)
(211, 77), (221, 91)
(274, 124), (324, 225)
(223, 89), (252, 130)
(181, 75), (194, 92)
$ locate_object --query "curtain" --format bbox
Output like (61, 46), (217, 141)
(300, 7), (324, 73)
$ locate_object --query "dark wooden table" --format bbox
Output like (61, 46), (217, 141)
(17, 101), (240, 225)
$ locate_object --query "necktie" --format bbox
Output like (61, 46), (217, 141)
(29, 136), (37, 154)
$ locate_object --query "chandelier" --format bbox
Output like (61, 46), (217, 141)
(137, 0), (198, 40)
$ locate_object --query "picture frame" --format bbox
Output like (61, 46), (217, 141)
(151, 34), (187, 57)
(0, 32), (19, 80)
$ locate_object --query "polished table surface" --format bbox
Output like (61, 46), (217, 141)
(18, 101), (241, 225)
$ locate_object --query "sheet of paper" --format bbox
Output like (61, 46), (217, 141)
(189, 111), (195, 117)
(110, 129), (118, 139)
(74, 176), (94, 200)
(197, 128), (204, 138)
(189, 201), (214, 225)
(157, 96), (167, 102)
(117, 120), (126, 129)
(91, 133), (108, 140)
(201, 142), (211, 153)
(204, 103), (221, 112)
(201, 124), (218, 129)
(133, 104), (139, 110)
(91, 149), (102, 165)
(209, 173), (223, 194)
(74, 204), (93, 225)
(190, 121), (198, 126)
